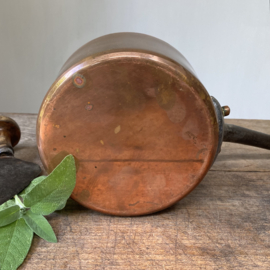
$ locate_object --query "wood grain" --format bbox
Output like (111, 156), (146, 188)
(2, 113), (270, 269)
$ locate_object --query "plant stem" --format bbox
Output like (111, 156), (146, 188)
(14, 195), (25, 209)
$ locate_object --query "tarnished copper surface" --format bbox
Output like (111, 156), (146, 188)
(37, 34), (219, 216)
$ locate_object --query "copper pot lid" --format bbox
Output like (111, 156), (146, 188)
(37, 33), (219, 216)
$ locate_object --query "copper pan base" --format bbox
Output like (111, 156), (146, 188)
(37, 49), (218, 216)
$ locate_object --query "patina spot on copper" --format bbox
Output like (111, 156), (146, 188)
(80, 189), (90, 201)
(155, 85), (176, 110)
(85, 104), (93, 111)
(114, 125), (121, 134)
(73, 73), (86, 88)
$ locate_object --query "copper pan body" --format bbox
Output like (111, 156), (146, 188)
(37, 33), (219, 216)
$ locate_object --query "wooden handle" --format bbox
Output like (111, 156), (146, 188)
(0, 116), (21, 155)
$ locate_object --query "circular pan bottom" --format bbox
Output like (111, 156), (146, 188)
(37, 51), (218, 216)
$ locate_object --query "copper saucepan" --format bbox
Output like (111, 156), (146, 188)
(37, 33), (270, 216)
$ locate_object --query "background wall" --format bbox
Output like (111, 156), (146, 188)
(0, 0), (269, 119)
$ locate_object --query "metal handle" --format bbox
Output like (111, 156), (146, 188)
(0, 116), (21, 156)
(223, 124), (270, 150)
(211, 96), (270, 155)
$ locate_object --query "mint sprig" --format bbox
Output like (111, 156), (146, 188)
(0, 154), (76, 270)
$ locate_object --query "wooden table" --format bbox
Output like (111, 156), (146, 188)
(3, 113), (270, 270)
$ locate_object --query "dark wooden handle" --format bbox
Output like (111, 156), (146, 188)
(0, 116), (21, 155)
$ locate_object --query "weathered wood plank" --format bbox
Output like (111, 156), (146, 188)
(1, 113), (270, 269)
(20, 170), (270, 270)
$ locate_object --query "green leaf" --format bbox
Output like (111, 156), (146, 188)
(23, 210), (57, 243)
(23, 155), (76, 215)
(56, 201), (67, 211)
(0, 205), (21, 228)
(0, 199), (16, 211)
(0, 218), (33, 270)
(20, 176), (47, 199)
